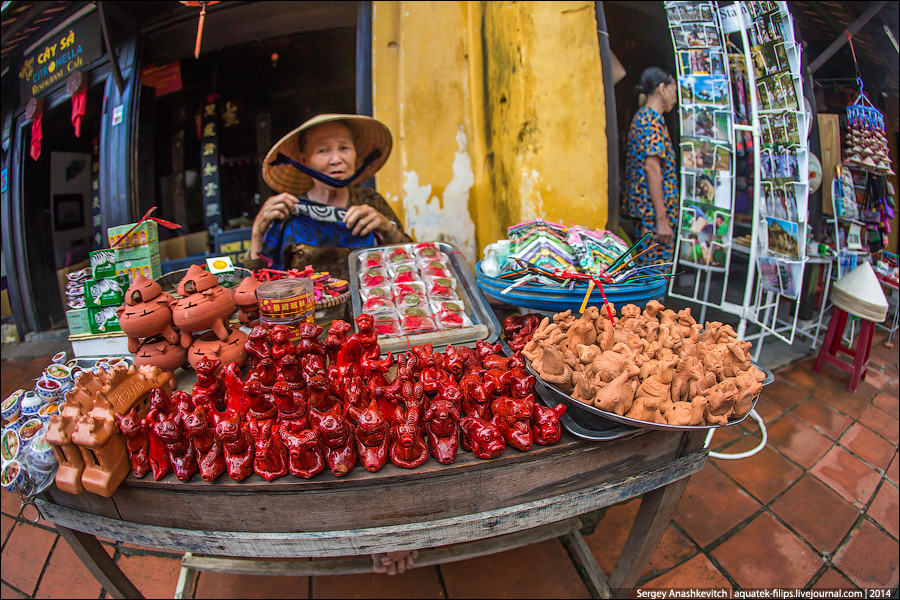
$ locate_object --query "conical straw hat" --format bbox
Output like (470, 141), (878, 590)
(832, 262), (888, 322)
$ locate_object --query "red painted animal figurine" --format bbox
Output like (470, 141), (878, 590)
(435, 378), (463, 412)
(459, 415), (506, 459)
(508, 367), (536, 399)
(460, 372), (492, 420)
(169, 390), (195, 426)
(401, 381), (427, 427)
(390, 406), (428, 469)
(244, 325), (271, 370)
(483, 368), (512, 397)
(491, 394), (535, 451)
(246, 380), (288, 481)
(312, 404), (357, 476)
(532, 400), (567, 446)
(151, 412), (199, 482)
(269, 324), (295, 368)
(140, 406), (171, 480)
(218, 362), (247, 423)
(115, 408), (150, 478)
(279, 422), (325, 478)
(347, 399), (390, 472)
(272, 381), (308, 431)
(424, 398), (460, 464)
(193, 356), (225, 408)
(325, 320), (352, 365)
(183, 405), (225, 482)
(214, 412), (254, 481)
(248, 357), (278, 391)
(307, 375), (339, 412)
(295, 322), (326, 360)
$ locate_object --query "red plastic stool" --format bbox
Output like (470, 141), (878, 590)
(813, 307), (876, 392)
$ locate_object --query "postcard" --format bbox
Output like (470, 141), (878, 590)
(681, 105), (730, 142)
(682, 137), (732, 172)
(765, 216), (801, 259)
(679, 75), (730, 107)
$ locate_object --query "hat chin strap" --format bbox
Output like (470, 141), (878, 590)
(269, 150), (382, 188)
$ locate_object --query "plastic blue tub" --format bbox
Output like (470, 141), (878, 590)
(475, 262), (666, 313)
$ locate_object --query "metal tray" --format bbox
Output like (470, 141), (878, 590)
(526, 359), (774, 433)
(348, 242), (502, 352)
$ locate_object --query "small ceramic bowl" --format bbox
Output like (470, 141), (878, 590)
(1, 428), (21, 464)
(65, 359), (79, 369)
(24, 433), (56, 471)
(20, 391), (43, 417)
(37, 403), (59, 422)
(45, 364), (72, 387)
(34, 378), (60, 402)
(2, 390), (23, 422)
(19, 419), (45, 447)
(1, 460), (25, 492)
(51, 351), (67, 365)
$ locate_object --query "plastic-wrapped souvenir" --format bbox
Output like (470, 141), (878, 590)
(391, 269), (423, 284)
(358, 250), (385, 269)
(362, 285), (393, 301)
(426, 277), (459, 301)
(400, 313), (437, 334)
(393, 282), (425, 299)
(363, 296), (396, 315)
(395, 291), (429, 309)
(385, 246), (415, 266)
(413, 242), (446, 262)
(373, 314), (402, 336)
(360, 270), (390, 288)
(420, 263), (454, 279)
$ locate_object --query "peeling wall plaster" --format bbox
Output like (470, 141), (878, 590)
(402, 126), (477, 261)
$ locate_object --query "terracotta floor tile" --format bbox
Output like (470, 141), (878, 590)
(858, 405), (900, 445)
(833, 519), (900, 589)
(865, 368), (891, 390)
(638, 554), (731, 590)
(777, 365), (823, 397)
(812, 568), (857, 590)
(813, 359), (854, 387)
(115, 553), (183, 599)
(713, 437), (803, 504)
(872, 391), (899, 420)
(866, 481), (899, 540)
(313, 567), (445, 600)
(195, 572), (309, 599)
(753, 396), (786, 423)
(440, 539), (588, 599)
(887, 454), (899, 487)
(765, 413), (834, 469)
(1, 583), (27, 599)
(711, 512), (823, 589)
(1, 515), (14, 547)
(811, 446), (883, 509)
(672, 464), (761, 548)
(815, 383), (875, 419)
(765, 379), (808, 411)
(708, 424), (751, 451)
(0, 522), (58, 596)
(34, 537), (103, 599)
(841, 423), (896, 472)
(1, 490), (20, 517)
(770, 475), (861, 553)
(640, 525), (697, 580)
(791, 397), (854, 440)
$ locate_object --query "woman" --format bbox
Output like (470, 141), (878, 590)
(245, 114), (412, 279)
(622, 67), (679, 266)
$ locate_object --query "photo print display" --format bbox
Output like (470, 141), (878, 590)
(757, 73), (799, 111)
(760, 147), (799, 182)
(757, 257), (781, 294)
(673, 23), (722, 49)
(665, 1), (715, 25)
(761, 111), (800, 146)
(765, 216), (802, 259)
(747, 12), (791, 47)
(762, 183), (800, 222)
(747, 1), (779, 19)
(750, 41), (791, 79)
(681, 138), (732, 172)
(677, 49), (727, 77)
(679, 202), (730, 267)
(681, 106), (730, 142)
(682, 170), (732, 209)
(679, 75), (730, 107)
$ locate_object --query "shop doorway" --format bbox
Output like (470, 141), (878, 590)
(19, 83), (103, 331)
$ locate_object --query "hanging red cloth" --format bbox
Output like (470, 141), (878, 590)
(30, 113), (43, 161)
(72, 87), (87, 137)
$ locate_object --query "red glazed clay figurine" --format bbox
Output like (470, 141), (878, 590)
(532, 400), (567, 446)
(491, 394), (535, 451)
(269, 324), (295, 368)
(183, 405), (225, 482)
(214, 412), (254, 481)
(390, 406), (428, 469)
(279, 422), (325, 478)
(348, 399), (390, 472)
(312, 403), (357, 476)
(151, 412), (199, 482)
(173, 265), (236, 348)
(401, 381), (427, 427)
(115, 408), (150, 478)
(247, 357), (278, 391)
(272, 381), (308, 431)
(459, 415), (506, 459)
(460, 372), (492, 420)
(192, 357), (225, 407)
(325, 320), (351, 365)
(296, 322), (326, 360)
(244, 325), (271, 371)
(435, 378), (464, 412)
(246, 381), (288, 481)
(424, 398), (460, 464)
(141, 408), (171, 480)
(187, 327), (248, 374)
(117, 274), (179, 353)
(508, 367), (536, 399)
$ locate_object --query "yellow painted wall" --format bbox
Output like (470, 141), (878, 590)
(372, 1), (608, 263)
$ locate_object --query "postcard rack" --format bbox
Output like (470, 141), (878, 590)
(665, 1), (810, 357)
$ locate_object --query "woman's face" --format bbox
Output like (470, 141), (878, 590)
(301, 122), (357, 183)
(661, 81), (678, 113)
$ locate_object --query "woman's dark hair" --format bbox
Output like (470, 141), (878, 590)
(635, 67), (674, 95)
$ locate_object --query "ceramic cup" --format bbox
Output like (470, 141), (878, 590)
(51, 351), (67, 365)
(20, 391), (43, 417)
(1, 429), (21, 465)
(2, 390), (24, 422)
(1, 460), (25, 492)
(37, 403), (60, 422)
(19, 419), (45, 447)
(24, 433), (56, 471)
(45, 364), (72, 387)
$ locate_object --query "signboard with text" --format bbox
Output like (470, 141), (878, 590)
(201, 95), (224, 233)
(17, 12), (103, 100)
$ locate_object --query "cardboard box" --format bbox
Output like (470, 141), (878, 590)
(114, 240), (160, 262)
(83, 275), (129, 308)
(90, 250), (117, 279)
(108, 220), (159, 249)
(66, 308), (91, 336)
(159, 237), (187, 262)
(184, 231), (209, 256)
(116, 255), (161, 284)
(88, 306), (122, 334)
(56, 260), (90, 313)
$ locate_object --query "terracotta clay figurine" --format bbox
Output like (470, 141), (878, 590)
(312, 403), (357, 476)
(173, 264), (236, 348)
(187, 327), (249, 374)
(183, 405), (225, 482)
(116, 273), (178, 353)
(390, 406), (428, 469)
(279, 422), (325, 478)
(133, 334), (187, 388)
(115, 407), (150, 478)
(460, 372), (492, 420)
(459, 415), (506, 459)
(245, 380), (288, 480)
(531, 400), (567, 445)
(243, 325), (271, 371)
(491, 394), (535, 451)
(347, 399), (390, 472)
(214, 412), (254, 481)
(151, 411), (199, 482)
(423, 397), (460, 464)
(192, 357), (226, 408)
(232, 277), (261, 327)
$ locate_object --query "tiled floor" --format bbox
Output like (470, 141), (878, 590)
(1, 334), (898, 598)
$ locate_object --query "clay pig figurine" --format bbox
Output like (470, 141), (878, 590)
(117, 274), (179, 353)
(173, 265), (236, 348)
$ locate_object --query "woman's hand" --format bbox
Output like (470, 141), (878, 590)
(344, 204), (393, 238)
(656, 216), (674, 245)
(249, 193), (299, 258)
(371, 550), (418, 575)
